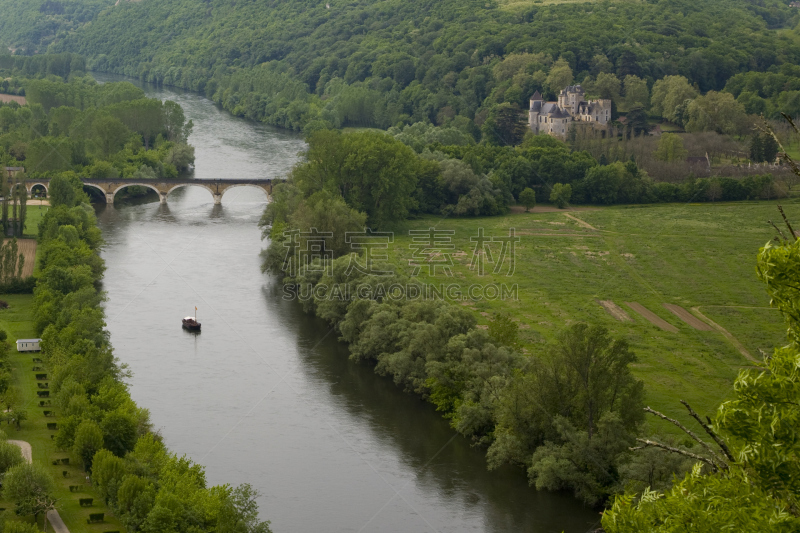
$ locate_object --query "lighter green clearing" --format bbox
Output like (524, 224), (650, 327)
(497, 0), (641, 12)
(386, 201), (796, 433)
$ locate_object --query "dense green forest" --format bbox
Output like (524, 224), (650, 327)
(0, 0), (799, 133)
(0, 55), (195, 183)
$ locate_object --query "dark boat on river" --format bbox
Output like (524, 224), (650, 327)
(183, 307), (201, 331)
(182, 317), (201, 331)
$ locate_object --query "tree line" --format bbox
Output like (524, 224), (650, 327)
(263, 128), (791, 233)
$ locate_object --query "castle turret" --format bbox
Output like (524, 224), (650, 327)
(529, 90), (544, 133)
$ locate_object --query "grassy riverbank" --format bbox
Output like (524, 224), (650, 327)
(0, 295), (125, 532)
(384, 201), (797, 432)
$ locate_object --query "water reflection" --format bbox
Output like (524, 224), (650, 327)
(272, 288), (599, 533)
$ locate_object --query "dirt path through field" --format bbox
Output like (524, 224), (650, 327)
(598, 300), (632, 321)
(625, 302), (679, 332)
(691, 307), (758, 362)
(563, 213), (598, 230)
(8, 440), (71, 533)
(664, 304), (713, 330)
(7, 439), (31, 462)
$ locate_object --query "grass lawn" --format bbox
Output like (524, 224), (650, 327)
(22, 205), (48, 239)
(384, 200), (798, 435)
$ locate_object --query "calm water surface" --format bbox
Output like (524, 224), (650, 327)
(92, 73), (598, 533)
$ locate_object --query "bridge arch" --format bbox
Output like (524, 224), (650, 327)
(219, 184), (271, 202)
(81, 183), (107, 202)
(164, 183), (217, 203)
(112, 183), (163, 203)
(27, 182), (48, 197)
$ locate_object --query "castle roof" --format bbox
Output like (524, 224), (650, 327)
(560, 84), (585, 95)
(530, 90), (543, 101)
(546, 105), (569, 119)
(540, 102), (558, 114)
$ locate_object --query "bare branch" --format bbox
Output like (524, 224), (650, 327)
(765, 115), (800, 180)
(632, 439), (719, 472)
(643, 406), (729, 470)
(777, 205), (797, 242)
(769, 220), (788, 241)
(680, 400), (736, 464)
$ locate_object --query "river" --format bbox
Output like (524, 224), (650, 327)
(91, 73), (598, 533)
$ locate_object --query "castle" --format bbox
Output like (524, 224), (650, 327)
(528, 85), (611, 139)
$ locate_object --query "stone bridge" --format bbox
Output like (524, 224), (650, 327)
(24, 178), (274, 205)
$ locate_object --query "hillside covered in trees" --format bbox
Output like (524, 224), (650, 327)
(0, 0), (798, 133)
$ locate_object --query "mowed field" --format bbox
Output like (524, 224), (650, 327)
(385, 201), (798, 433)
(0, 94), (26, 105)
(7, 238), (37, 278)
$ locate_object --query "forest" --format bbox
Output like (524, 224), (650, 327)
(0, 0), (797, 135)
(1, 0), (797, 214)
(0, 55), (195, 185)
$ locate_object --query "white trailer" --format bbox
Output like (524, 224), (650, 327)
(16, 339), (41, 352)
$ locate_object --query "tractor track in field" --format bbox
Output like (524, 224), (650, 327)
(691, 306), (758, 363)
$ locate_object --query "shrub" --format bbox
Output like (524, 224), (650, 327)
(519, 187), (536, 212)
(550, 183), (572, 208)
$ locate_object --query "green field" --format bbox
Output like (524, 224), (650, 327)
(22, 205), (48, 239)
(385, 201), (797, 433)
(0, 296), (125, 532)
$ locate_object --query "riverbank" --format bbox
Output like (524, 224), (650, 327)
(265, 198), (795, 507)
(0, 295), (125, 532)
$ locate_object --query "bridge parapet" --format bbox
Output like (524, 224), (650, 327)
(24, 178), (276, 205)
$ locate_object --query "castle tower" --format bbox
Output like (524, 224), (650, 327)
(528, 90), (544, 133)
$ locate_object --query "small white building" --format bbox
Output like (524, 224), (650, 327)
(16, 339), (41, 352)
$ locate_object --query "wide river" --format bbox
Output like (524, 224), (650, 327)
(92, 74), (598, 533)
